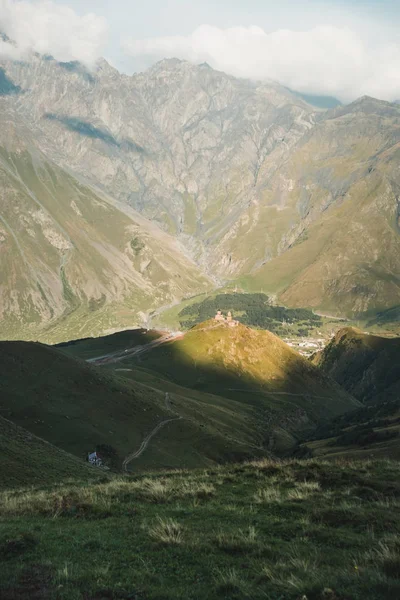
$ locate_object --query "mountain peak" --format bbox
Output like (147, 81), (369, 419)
(95, 57), (119, 77)
(148, 57), (186, 72)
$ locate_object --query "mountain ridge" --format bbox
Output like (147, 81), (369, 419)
(0, 52), (399, 337)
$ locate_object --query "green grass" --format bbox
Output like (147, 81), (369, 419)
(125, 321), (359, 426)
(0, 416), (103, 489)
(312, 327), (400, 405)
(0, 338), (271, 473)
(1, 458), (399, 599)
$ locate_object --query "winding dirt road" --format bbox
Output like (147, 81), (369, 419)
(122, 392), (182, 472)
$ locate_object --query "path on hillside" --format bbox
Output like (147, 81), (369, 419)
(122, 392), (182, 472)
(87, 332), (183, 366)
(88, 321), (228, 366)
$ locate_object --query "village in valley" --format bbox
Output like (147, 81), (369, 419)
(283, 335), (330, 357)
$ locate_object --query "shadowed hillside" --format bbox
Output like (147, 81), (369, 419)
(312, 327), (400, 404)
(298, 328), (400, 460)
(0, 416), (102, 489)
(0, 340), (271, 472)
(56, 328), (162, 360)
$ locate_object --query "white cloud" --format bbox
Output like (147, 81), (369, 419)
(123, 24), (400, 102)
(0, 0), (108, 66)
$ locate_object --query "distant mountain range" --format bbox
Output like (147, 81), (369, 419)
(0, 53), (399, 339)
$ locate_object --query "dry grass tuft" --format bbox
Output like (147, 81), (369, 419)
(214, 526), (258, 554)
(148, 517), (183, 545)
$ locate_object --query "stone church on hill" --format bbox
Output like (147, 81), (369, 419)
(215, 310), (239, 327)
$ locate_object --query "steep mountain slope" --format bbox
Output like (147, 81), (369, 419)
(242, 97), (400, 315)
(125, 320), (360, 450)
(0, 55), (399, 321)
(0, 111), (211, 342)
(0, 340), (269, 471)
(0, 416), (102, 489)
(0, 55), (316, 278)
(312, 327), (400, 405)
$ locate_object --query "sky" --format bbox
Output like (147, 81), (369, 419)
(0, 0), (400, 102)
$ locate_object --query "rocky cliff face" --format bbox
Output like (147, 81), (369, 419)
(0, 55), (399, 330)
(0, 105), (211, 342)
(1, 56), (316, 273)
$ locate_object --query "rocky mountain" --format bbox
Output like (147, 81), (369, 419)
(0, 105), (211, 342)
(0, 54), (399, 337)
(1, 56), (316, 273)
(244, 97), (400, 315)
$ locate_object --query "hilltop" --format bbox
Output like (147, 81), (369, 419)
(0, 320), (359, 477)
(0, 339), (271, 472)
(122, 319), (360, 451)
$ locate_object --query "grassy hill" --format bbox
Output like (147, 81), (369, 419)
(0, 416), (103, 489)
(56, 328), (162, 360)
(1, 458), (399, 599)
(312, 327), (400, 404)
(0, 340), (271, 472)
(298, 328), (400, 460)
(299, 399), (400, 461)
(123, 320), (359, 449)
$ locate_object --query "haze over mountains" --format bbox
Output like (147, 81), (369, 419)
(0, 51), (400, 339)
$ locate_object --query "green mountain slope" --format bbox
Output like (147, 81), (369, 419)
(0, 340), (270, 472)
(300, 328), (400, 460)
(301, 399), (400, 461)
(56, 327), (162, 360)
(242, 97), (400, 316)
(0, 416), (102, 489)
(312, 327), (400, 404)
(124, 320), (360, 450)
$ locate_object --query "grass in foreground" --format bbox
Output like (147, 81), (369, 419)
(1, 459), (400, 599)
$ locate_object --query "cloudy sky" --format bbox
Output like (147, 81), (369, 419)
(0, 0), (400, 102)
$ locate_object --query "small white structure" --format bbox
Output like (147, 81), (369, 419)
(88, 451), (103, 467)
